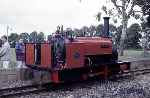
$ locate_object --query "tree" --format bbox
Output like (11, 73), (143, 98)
(30, 31), (38, 42)
(96, 24), (104, 36)
(135, 0), (150, 29)
(47, 35), (52, 42)
(89, 25), (97, 36)
(97, 0), (142, 55)
(109, 24), (117, 33)
(135, 0), (150, 15)
(126, 23), (142, 49)
(19, 32), (30, 43)
(140, 28), (150, 56)
(80, 26), (89, 36)
(37, 32), (45, 43)
(135, 0), (150, 56)
(73, 28), (81, 37)
(109, 25), (122, 48)
(8, 33), (19, 48)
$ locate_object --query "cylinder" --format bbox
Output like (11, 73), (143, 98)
(103, 17), (110, 37)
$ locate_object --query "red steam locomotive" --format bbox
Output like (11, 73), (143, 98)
(25, 17), (130, 83)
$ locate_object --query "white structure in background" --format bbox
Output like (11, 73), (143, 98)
(6, 25), (13, 41)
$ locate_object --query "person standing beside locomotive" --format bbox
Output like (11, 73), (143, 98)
(15, 39), (25, 68)
(0, 36), (11, 69)
(52, 26), (65, 68)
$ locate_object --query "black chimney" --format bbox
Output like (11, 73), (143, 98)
(103, 17), (110, 37)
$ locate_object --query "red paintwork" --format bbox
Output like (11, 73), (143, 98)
(41, 43), (51, 68)
(51, 71), (59, 83)
(66, 42), (85, 69)
(75, 37), (112, 55)
(76, 37), (111, 41)
(25, 44), (35, 65)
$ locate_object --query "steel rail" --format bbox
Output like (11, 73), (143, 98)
(123, 68), (150, 76)
(0, 84), (48, 98)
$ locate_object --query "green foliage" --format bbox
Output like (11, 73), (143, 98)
(8, 33), (19, 42)
(47, 35), (52, 41)
(30, 31), (38, 42)
(80, 26), (89, 36)
(71, 24), (118, 37)
(19, 32), (30, 43)
(37, 32), (45, 43)
(135, 0), (150, 15)
(7, 31), (45, 47)
(73, 28), (81, 37)
(96, 24), (104, 36)
(72, 24), (117, 37)
(29, 31), (45, 43)
(102, 6), (107, 14)
(109, 24), (117, 32)
(101, 0), (142, 22)
(89, 25), (97, 36)
(126, 23), (142, 49)
(96, 12), (101, 22)
(8, 33), (19, 48)
(114, 24), (142, 49)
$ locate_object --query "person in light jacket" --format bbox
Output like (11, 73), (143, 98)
(0, 36), (11, 68)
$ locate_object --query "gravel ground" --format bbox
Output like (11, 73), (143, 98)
(12, 73), (150, 98)
(0, 80), (33, 89)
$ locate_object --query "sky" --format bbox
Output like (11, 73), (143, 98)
(0, 0), (139, 37)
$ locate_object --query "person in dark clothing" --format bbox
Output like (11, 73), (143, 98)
(15, 39), (25, 68)
(52, 26), (65, 69)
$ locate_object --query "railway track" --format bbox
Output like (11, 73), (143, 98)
(123, 68), (150, 76)
(0, 68), (150, 98)
(0, 84), (47, 98)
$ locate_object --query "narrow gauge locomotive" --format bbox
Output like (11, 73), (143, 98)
(25, 17), (130, 83)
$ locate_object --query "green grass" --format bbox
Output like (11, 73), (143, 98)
(126, 48), (143, 51)
(119, 50), (150, 61)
